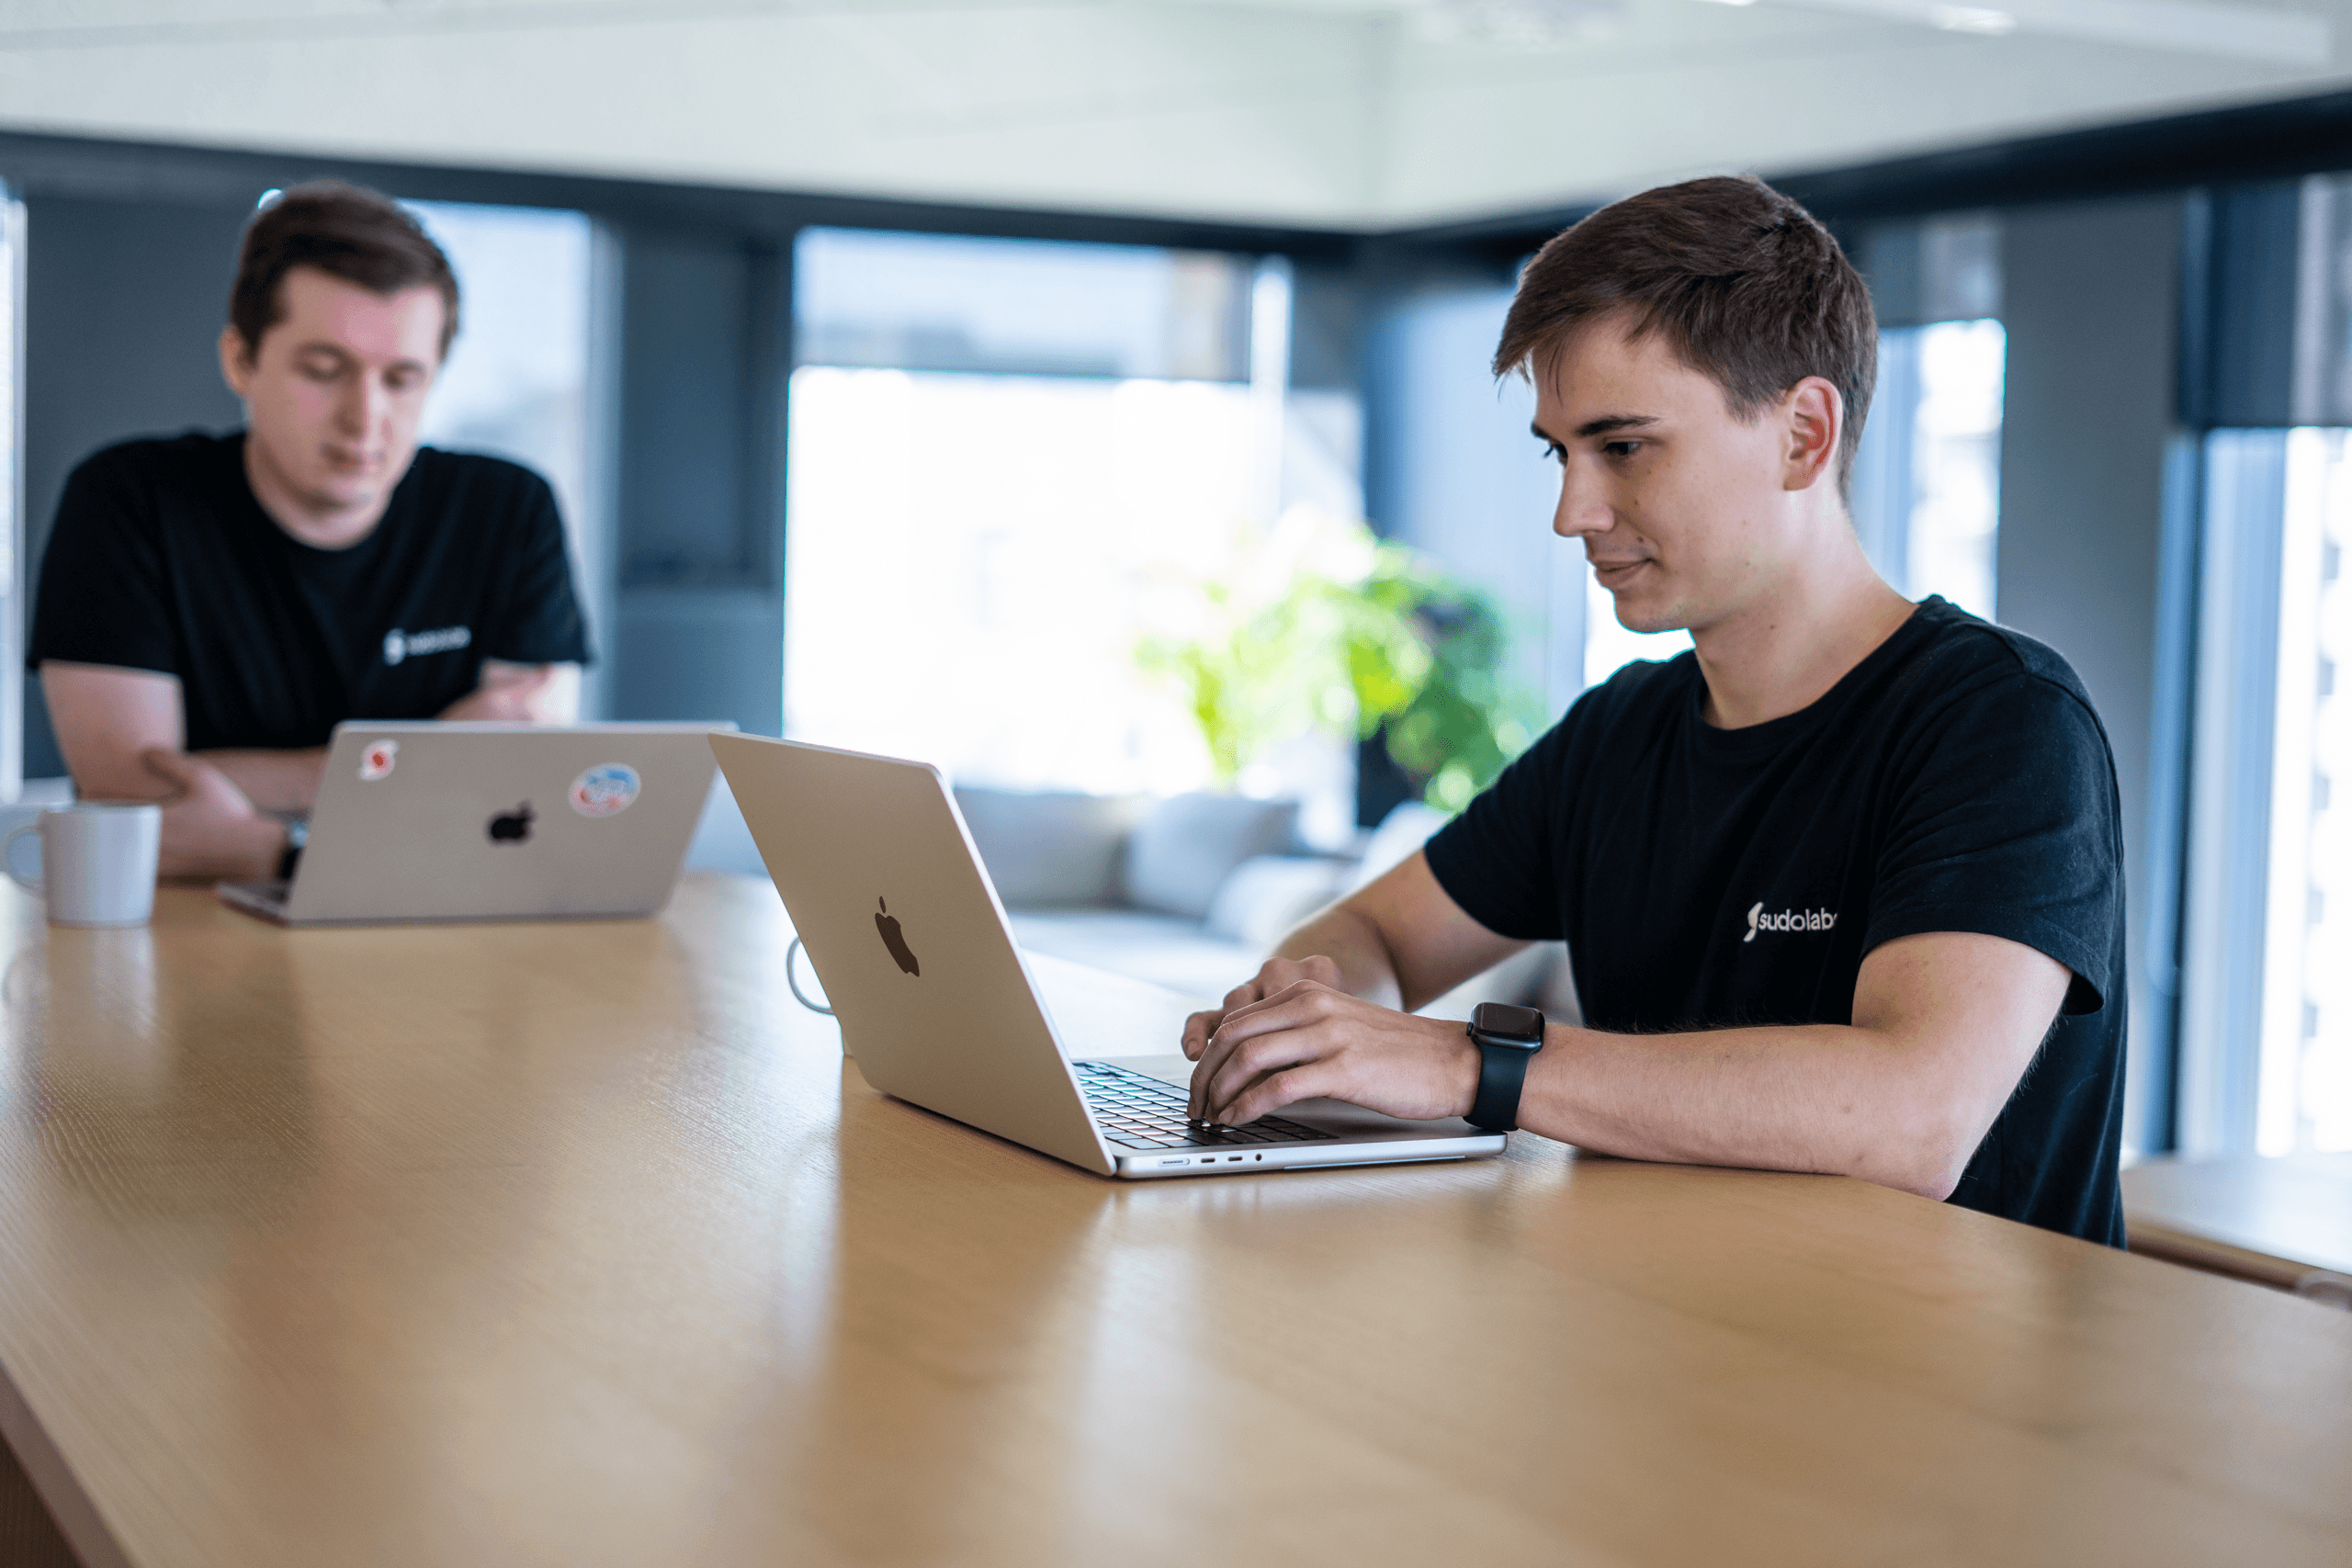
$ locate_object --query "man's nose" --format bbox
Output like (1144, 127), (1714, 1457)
(1552, 457), (1612, 539)
(341, 375), (386, 434)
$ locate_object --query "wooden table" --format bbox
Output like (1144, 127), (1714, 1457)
(0, 876), (2345, 1567)
(2123, 1153), (2352, 1300)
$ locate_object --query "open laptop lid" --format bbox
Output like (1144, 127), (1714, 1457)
(711, 732), (1111, 1174)
(283, 721), (731, 924)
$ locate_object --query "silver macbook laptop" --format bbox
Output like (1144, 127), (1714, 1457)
(221, 721), (731, 925)
(713, 731), (1506, 1179)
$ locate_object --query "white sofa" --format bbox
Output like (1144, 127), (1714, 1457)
(955, 784), (1577, 1021)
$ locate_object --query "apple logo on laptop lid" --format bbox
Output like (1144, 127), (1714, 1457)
(875, 897), (919, 976)
(487, 804), (535, 844)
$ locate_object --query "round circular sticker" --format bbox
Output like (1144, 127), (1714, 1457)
(358, 739), (400, 781)
(569, 763), (641, 818)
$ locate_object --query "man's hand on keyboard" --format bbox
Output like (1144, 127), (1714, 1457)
(1180, 955), (1343, 1064)
(1183, 965), (1479, 1127)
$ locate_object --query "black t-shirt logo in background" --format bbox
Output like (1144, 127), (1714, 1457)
(383, 625), (473, 667)
(26, 433), (593, 751)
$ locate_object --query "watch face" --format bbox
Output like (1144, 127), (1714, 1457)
(1472, 1002), (1544, 1043)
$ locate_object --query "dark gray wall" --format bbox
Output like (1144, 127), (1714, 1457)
(610, 227), (788, 736)
(20, 194), (249, 777)
(1996, 196), (2183, 1158)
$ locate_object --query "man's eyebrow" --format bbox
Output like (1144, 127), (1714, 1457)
(1528, 414), (1661, 444)
(1574, 413), (1660, 439)
(292, 340), (429, 372)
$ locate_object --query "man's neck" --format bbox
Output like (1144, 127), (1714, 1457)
(241, 436), (390, 551)
(1689, 528), (1917, 731)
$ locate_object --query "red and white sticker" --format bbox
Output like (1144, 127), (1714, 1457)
(569, 763), (640, 818)
(358, 739), (400, 782)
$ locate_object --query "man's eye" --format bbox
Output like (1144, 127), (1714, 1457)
(300, 361), (340, 381)
(1603, 440), (1644, 459)
(1538, 441), (1566, 464)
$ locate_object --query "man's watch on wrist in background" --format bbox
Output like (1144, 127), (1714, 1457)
(1465, 1001), (1546, 1132)
(276, 817), (308, 884)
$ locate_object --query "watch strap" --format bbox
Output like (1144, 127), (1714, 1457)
(1466, 1027), (1539, 1133)
(276, 818), (307, 885)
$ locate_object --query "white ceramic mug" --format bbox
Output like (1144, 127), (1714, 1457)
(3, 803), (163, 927)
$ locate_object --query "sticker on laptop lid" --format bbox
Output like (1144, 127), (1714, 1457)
(569, 763), (640, 818)
(358, 739), (400, 781)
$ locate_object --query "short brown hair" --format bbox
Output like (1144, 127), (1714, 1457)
(228, 181), (459, 361)
(1494, 175), (1875, 496)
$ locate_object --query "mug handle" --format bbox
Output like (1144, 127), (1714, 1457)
(1, 822), (40, 895)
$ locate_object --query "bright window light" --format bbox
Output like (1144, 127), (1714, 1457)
(1908, 319), (2005, 621)
(401, 200), (601, 709)
(783, 231), (1354, 829)
(1849, 318), (2006, 622)
(2266, 429), (2352, 1152)
(785, 369), (1262, 796)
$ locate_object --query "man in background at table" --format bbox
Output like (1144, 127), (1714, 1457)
(1182, 176), (2128, 1245)
(28, 181), (592, 882)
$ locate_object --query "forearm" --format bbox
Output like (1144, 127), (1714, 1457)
(1518, 1021), (1983, 1200)
(442, 661), (581, 723)
(160, 815), (289, 884)
(195, 749), (327, 815)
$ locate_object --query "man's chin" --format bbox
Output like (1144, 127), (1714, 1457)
(1609, 592), (1689, 637)
(296, 477), (389, 515)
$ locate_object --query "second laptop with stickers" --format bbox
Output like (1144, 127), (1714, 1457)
(219, 721), (731, 925)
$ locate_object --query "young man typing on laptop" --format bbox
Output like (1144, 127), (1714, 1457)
(29, 183), (592, 882)
(1182, 177), (2128, 1244)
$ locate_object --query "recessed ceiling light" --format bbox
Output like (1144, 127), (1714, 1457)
(1928, 5), (2018, 32)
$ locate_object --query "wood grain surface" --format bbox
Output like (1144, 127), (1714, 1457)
(2122, 1153), (2352, 1287)
(0, 876), (2345, 1567)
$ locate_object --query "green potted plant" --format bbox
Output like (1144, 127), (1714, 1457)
(1136, 507), (1538, 814)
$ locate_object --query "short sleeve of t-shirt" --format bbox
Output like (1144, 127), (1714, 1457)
(474, 469), (592, 667)
(1868, 674), (2119, 1014)
(28, 451), (178, 676)
(1423, 719), (1574, 942)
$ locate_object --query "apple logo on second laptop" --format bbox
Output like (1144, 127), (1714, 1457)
(488, 803), (535, 843)
(875, 897), (920, 976)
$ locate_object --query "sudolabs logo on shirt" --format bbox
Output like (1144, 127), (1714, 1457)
(382, 625), (472, 667)
(1744, 901), (1838, 942)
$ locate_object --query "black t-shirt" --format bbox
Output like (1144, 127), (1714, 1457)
(28, 432), (593, 751)
(1424, 597), (2128, 1246)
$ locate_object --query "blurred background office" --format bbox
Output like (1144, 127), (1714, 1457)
(0, 0), (2347, 1169)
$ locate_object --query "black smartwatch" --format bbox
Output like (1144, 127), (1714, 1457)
(276, 817), (309, 884)
(1465, 1001), (1545, 1132)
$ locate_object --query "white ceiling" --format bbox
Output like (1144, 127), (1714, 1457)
(0, 0), (2346, 228)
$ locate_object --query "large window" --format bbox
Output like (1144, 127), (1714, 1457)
(2269, 431), (2351, 1150)
(405, 200), (605, 710)
(2183, 427), (2352, 1155)
(785, 229), (1361, 840)
(1851, 317), (2007, 622)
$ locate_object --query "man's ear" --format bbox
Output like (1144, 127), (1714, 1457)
(218, 324), (254, 400)
(1781, 377), (1843, 493)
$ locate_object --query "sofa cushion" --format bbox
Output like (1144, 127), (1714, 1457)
(1005, 908), (1258, 1004)
(954, 786), (1143, 908)
(1120, 794), (1298, 919)
(1347, 800), (1453, 893)
(1202, 854), (1350, 948)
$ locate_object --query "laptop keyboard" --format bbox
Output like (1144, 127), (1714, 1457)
(1075, 1060), (1336, 1149)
